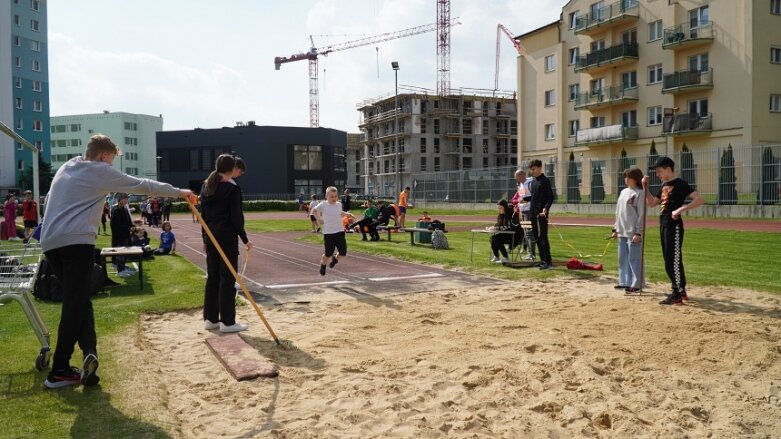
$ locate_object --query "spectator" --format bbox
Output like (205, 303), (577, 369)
(528, 160), (555, 270)
(110, 194), (135, 277)
(3, 194), (19, 240)
(22, 190), (38, 243)
(154, 221), (176, 255)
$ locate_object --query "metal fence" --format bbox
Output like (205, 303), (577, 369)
(410, 144), (781, 205)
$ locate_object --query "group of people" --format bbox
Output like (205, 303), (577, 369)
(139, 197), (173, 227)
(1, 190), (39, 242)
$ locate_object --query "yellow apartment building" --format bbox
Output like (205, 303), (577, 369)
(517, 0), (781, 194)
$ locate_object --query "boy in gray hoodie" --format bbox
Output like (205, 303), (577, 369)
(41, 134), (193, 389)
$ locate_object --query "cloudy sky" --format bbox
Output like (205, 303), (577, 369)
(47, 0), (563, 133)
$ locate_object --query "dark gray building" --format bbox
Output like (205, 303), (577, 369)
(157, 123), (347, 197)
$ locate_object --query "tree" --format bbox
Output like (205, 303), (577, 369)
(679, 143), (696, 190)
(718, 144), (737, 205)
(616, 148), (629, 194)
(646, 140), (662, 195)
(566, 152), (581, 203)
(758, 146), (779, 205)
(590, 161), (605, 203)
(18, 155), (55, 194)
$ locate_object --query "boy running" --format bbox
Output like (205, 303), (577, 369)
(314, 186), (356, 275)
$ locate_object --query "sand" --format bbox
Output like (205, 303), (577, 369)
(111, 278), (781, 438)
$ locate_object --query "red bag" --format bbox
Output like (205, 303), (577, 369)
(566, 257), (603, 271)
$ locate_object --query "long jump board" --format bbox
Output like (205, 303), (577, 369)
(205, 334), (279, 381)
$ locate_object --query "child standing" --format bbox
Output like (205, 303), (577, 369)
(22, 190), (38, 242)
(612, 168), (646, 293)
(3, 194), (19, 240)
(154, 221), (176, 255)
(314, 186), (355, 275)
(307, 194), (321, 233)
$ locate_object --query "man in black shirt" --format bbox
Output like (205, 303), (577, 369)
(528, 160), (555, 269)
(643, 156), (704, 305)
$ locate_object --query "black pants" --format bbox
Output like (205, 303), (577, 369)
(204, 238), (239, 326)
(491, 233), (512, 258)
(45, 245), (97, 371)
(521, 211), (536, 257)
(369, 220), (387, 240)
(354, 217), (374, 239)
(660, 221), (686, 293)
(532, 214), (551, 264)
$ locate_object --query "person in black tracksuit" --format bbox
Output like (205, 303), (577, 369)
(369, 201), (393, 241)
(643, 156), (704, 305)
(110, 194), (133, 273)
(489, 199), (522, 262)
(528, 159), (555, 269)
(200, 154), (253, 332)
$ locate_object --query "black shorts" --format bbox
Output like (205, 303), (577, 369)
(24, 220), (38, 228)
(323, 232), (347, 257)
(309, 214), (317, 221)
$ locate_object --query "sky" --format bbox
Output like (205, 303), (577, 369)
(47, 0), (563, 133)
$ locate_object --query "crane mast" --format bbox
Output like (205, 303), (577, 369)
(495, 24), (523, 92)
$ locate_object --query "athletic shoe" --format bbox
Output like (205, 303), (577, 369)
(624, 287), (641, 294)
(489, 256), (498, 263)
(329, 257), (339, 269)
(204, 320), (220, 330)
(681, 292), (689, 302)
(81, 354), (100, 386)
(44, 367), (82, 389)
(316, 227), (321, 233)
(319, 264), (326, 276)
(659, 293), (684, 306)
(500, 257), (510, 264)
(492, 258), (503, 264)
(614, 285), (629, 289)
(117, 269), (135, 278)
(220, 322), (248, 333)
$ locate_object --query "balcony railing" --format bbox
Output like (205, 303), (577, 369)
(662, 112), (713, 135)
(662, 21), (714, 49)
(574, 42), (638, 73)
(662, 68), (714, 94)
(574, 85), (638, 110)
(574, 0), (639, 34)
(575, 124), (638, 145)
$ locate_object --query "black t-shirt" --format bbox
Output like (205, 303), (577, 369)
(657, 178), (694, 225)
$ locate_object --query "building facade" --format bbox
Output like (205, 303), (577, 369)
(1, 0), (50, 189)
(346, 132), (363, 193)
(517, 0), (781, 189)
(356, 90), (518, 197)
(157, 123), (347, 196)
(50, 111), (163, 179)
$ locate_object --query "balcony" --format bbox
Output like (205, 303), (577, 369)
(574, 42), (638, 73)
(662, 68), (713, 94)
(575, 124), (638, 146)
(574, 0), (639, 35)
(663, 22), (714, 50)
(662, 112), (712, 136)
(574, 85), (638, 110)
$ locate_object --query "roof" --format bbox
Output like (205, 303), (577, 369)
(515, 20), (560, 41)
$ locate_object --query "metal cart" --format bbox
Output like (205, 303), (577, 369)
(0, 243), (51, 370)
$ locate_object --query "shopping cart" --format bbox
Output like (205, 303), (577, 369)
(0, 243), (51, 371)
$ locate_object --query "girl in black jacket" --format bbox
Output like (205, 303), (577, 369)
(490, 199), (518, 263)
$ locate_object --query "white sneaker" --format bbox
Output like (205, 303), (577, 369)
(500, 257), (510, 264)
(492, 259), (504, 264)
(489, 256), (498, 262)
(220, 322), (248, 333)
(204, 320), (220, 330)
(117, 269), (134, 277)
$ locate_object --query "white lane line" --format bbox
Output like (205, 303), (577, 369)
(266, 280), (352, 289)
(368, 273), (445, 282)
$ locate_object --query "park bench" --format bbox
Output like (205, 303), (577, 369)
(375, 225), (401, 241)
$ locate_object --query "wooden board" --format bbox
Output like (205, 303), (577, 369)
(205, 334), (279, 381)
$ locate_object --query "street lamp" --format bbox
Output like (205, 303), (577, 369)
(392, 61), (400, 196)
(156, 155), (162, 181)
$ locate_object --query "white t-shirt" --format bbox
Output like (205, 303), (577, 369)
(313, 200), (344, 234)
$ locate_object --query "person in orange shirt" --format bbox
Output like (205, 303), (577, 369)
(398, 186), (410, 228)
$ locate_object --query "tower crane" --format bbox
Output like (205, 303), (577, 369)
(495, 24), (524, 92)
(274, 20), (460, 128)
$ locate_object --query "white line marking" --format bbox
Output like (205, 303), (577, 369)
(368, 273), (445, 282)
(266, 280), (352, 289)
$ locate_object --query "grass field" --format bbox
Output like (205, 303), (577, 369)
(1, 216), (779, 438)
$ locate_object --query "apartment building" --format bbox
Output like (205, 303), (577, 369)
(346, 132), (363, 193)
(50, 111), (163, 179)
(356, 91), (518, 196)
(517, 0), (781, 178)
(0, 0), (50, 189)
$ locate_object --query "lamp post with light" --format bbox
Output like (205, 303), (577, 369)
(392, 61), (400, 196)
(156, 155), (162, 181)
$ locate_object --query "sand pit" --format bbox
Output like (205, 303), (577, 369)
(113, 278), (781, 438)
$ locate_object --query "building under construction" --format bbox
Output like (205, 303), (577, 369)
(354, 88), (517, 197)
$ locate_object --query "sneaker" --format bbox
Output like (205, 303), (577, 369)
(204, 319), (220, 330)
(117, 269), (134, 278)
(319, 264), (326, 276)
(500, 257), (510, 264)
(81, 354), (100, 386)
(614, 285), (629, 290)
(220, 322), (248, 333)
(329, 257), (339, 269)
(489, 256), (498, 263)
(624, 287), (641, 294)
(538, 262), (553, 270)
(659, 293), (684, 306)
(316, 227), (321, 233)
(44, 367), (82, 389)
(680, 291), (689, 302)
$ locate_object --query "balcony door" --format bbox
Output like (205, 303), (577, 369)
(688, 53), (709, 72)
(689, 5), (709, 38)
(688, 98), (708, 117)
(591, 1), (605, 21)
(621, 110), (637, 127)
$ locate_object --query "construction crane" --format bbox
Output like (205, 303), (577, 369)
(436, 0), (451, 96)
(495, 24), (524, 92)
(275, 20), (459, 128)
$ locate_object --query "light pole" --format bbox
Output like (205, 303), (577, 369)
(392, 61), (400, 196)
(156, 155), (162, 181)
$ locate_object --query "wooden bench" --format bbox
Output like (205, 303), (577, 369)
(100, 247), (144, 291)
(375, 225), (400, 241)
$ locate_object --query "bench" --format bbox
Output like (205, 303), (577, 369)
(375, 225), (400, 241)
(100, 247), (144, 291)
(400, 227), (442, 245)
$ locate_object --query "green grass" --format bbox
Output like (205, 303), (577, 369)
(0, 235), (204, 438)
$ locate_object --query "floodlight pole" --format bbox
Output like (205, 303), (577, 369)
(0, 121), (41, 219)
(392, 61), (400, 196)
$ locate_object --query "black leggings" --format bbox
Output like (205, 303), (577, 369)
(203, 238), (239, 325)
(490, 233), (512, 258)
(532, 215), (551, 264)
(660, 221), (686, 293)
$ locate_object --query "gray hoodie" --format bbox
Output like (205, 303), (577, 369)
(40, 156), (182, 252)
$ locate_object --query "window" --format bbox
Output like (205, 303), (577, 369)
(33, 120), (43, 132)
(32, 80), (41, 92)
(18, 142), (24, 150)
(15, 56), (21, 68)
(569, 10), (580, 28)
(648, 64), (663, 84)
(568, 120), (580, 137)
(649, 20), (663, 41)
(18, 160), (25, 172)
(15, 98), (23, 109)
(544, 55), (555, 72)
(293, 145), (323, 170)
(771, 95), (781, 112)
(689, 5), (709, 29)
(433, 119), (440, 134)
(569, 83), (580, 101)
(14, 36), (21, 46)
(621, 70), (638, 89)
(688, 98), (709, 117)
(31, 19), (39, 31)
(420, 137), (426, 153)
(14, 14), (20, 26)
(33, 100), (42, 112)
(434, 157), (440, 172)
(32, 60), (40, 72)
(544, 123), (555, 140)
(773, 0), (781, 15)
(31, 0), (40, 11)
(463, 157), (472, 169)
(420, 157), (427, 172)
(544, 90), (555, 106)
(590, 1), (606, 22)
(16, 119), (23, 130)
(420, 117), (426, 134)
(124, 122), (138, 131)
(621, 110), (637, 127)
(568, 47), (580, 65)
(590, 116), (605, 128)
(648, 106), (663, 125)
(30, 40), (40, 51)
(590, 78), (605, 95)
(591, 39), (605, 52)
(688, 53), (709, 72)
(434, 138), (440, 153)
(14, 77), (22, 88)
(772, 47), (781, 64)
(70, 124), (80, 132)
(621, 28), (638, 45)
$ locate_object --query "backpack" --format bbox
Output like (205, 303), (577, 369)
(431, 229), (449, 250)
(33, 259), (105, 302)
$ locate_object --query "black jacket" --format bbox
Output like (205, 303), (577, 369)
(529, 173), (555, 216)
(110, 204), (133, 247)
(200, 181), (248, 245)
